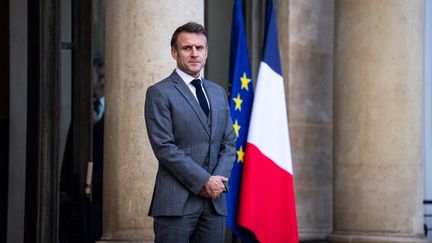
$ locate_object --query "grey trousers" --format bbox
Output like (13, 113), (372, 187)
(153, 200), (226, 243)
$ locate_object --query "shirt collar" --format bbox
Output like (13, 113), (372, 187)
(175, 68), (203, 85)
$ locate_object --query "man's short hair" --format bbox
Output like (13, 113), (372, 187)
(170, 22), (208, 49)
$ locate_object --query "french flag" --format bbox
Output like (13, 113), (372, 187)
(237, 0), (299, 242)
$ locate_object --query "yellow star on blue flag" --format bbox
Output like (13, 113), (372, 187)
(233, 93), (243, 111)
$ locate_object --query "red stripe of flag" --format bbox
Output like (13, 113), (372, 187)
(239, 143), (298, 243)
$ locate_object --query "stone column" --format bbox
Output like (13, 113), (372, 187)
(328, 1), (426, 242)
(283, 0), (334, 241)
(101, 1), (203, 242)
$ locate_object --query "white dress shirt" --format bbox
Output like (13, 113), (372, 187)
(175, 68), (210, 108)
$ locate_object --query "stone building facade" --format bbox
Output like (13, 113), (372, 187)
(4, 0), (429, 243)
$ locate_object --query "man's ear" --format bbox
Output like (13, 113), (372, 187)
(204, 46), (208, 59)
(171, 48), (177, 60)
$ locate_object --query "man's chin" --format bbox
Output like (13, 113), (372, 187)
(187, 69), (202, 76)
(188, 65), (201, 70)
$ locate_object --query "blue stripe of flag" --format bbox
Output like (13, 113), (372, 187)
(262, 0), (282, 75)
(226, 0), (255, 242)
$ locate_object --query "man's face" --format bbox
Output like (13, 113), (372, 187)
(171, 32), (208, 78)
(92, 66), (105, 98)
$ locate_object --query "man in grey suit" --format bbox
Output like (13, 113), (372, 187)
(144, 22), (237, 243)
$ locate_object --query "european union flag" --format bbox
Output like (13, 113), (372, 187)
(226, 0), (255, 241)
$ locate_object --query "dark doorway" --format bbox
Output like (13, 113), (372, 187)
(0, 1), (10, 243)
(58, 0), (106, 242)
(24, 0), (92, 242)
(58, 0), (93, 242)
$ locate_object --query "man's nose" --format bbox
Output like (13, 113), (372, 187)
(191, 47), (198, 56)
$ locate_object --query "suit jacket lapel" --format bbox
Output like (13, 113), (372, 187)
(170, 71), (211, 137)
(203, 79), (219, 140)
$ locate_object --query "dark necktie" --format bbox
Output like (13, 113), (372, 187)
(191, 79), (209, 117)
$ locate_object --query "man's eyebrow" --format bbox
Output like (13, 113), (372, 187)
(181, 44), (205, 48)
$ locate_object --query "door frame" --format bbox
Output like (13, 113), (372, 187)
(24, 0), (91, 242)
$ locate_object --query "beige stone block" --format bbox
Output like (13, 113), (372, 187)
(331, 0), (425, 242)
(287, 0), (334, 240)
(291, 123), (333, 239)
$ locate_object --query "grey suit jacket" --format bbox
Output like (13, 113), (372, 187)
(144, 70), (236, 217)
